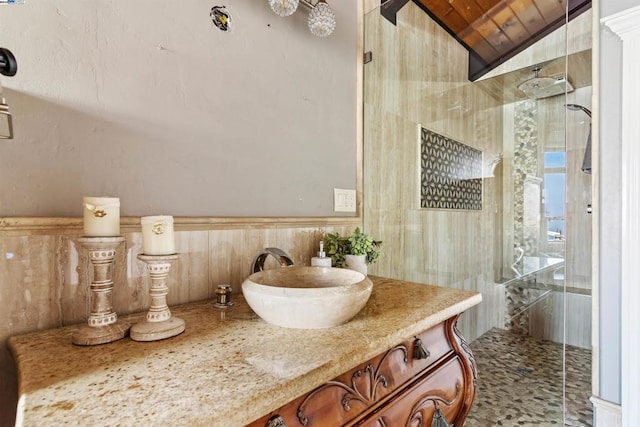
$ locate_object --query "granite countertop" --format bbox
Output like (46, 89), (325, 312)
(9, 276), (482, 427)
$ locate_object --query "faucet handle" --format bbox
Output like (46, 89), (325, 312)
(213, 284), (233, 309)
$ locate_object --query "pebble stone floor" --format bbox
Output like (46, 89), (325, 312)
(465, 328), (592, 426)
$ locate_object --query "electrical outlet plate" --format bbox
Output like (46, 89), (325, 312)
(334, 188), (356, 212)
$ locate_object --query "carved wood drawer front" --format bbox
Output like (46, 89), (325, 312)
(399, 321), (455, 382)
(356, 356), (466, 427)
(249, 322), (454, 427)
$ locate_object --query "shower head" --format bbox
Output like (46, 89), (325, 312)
(517, 66), (574, 99)
(565, 104), (592, 118)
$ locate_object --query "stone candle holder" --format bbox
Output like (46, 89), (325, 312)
(130, 254), (185, 341)
(72, 237), (130, 346)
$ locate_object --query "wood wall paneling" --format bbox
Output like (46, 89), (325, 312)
(412, 0), (589, 79)
(479, 9), (592, 81)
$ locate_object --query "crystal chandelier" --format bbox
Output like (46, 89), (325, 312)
(307, 0), (335, 37)
(267, 0), (336, 37)
(268, 0), (299, 17)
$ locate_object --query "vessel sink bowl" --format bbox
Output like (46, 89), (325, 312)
(241, 266), (373, 329)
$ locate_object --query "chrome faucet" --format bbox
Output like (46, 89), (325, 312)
(251, 248), (295, 273)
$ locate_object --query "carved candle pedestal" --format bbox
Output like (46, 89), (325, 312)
(72, 237), (130, 346)
(130, 254), (185, 341)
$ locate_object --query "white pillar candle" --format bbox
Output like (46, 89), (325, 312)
(83, 197), (120, 237)
(141, 215), (176, 255)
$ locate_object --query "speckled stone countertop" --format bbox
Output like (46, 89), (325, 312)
(9, 276), (481, 427)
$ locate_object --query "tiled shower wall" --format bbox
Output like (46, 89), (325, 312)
(502, 85), (593, 348)
(504, 99), (542, 334)
(363, 2), (592, 350)
(527, 86), (593, 349)
(363, 3), (505, 343)
(0, 223), (355, 426)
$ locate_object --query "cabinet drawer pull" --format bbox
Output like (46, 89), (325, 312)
(266, 415), (286, 427)
(431, 408), (451, 427)
(413, 338), (430, 360)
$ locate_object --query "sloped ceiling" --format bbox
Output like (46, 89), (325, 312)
(382, 0), (591, 81)
(474, 49), (592, 104)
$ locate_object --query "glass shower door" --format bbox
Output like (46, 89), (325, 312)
(363, 1), (591, 425)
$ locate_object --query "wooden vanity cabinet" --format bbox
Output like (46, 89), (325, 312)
(248, 315), (477, 427)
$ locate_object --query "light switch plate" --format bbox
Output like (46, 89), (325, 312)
(334, 188), (356, 212)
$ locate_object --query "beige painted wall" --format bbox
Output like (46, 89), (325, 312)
(0, 0), (357, 217)
(363, 3), (505, 343)
(0, 2), (364, 424)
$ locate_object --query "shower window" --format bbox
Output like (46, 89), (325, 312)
(544, 151), (566, 241)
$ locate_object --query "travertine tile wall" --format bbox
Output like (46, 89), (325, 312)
(363, 3), (592, 349)
(564, 87), (594, 292)
(0, 224), (354, 426)
(530, 86), (593, 349)
(530, 292), (592, 348)
(363, 3), (505, 343)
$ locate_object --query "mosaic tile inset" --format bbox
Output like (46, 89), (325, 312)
(420, 127), (482, 210)
(507, 100), (540, 333)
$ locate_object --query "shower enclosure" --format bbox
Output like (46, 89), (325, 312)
(363, 1), (592, 425)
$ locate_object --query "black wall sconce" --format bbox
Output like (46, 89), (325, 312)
(0, 47), (17, 139)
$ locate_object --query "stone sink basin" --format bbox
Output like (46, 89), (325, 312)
(241, 266), (373, 329)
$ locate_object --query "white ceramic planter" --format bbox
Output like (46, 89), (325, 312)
(344, 254), (368, 275)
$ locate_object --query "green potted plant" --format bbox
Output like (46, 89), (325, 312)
(323, 231), (349, 268)
(323, 227), (382, 274)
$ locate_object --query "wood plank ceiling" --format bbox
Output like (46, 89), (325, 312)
(407, 0), (591, 80)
